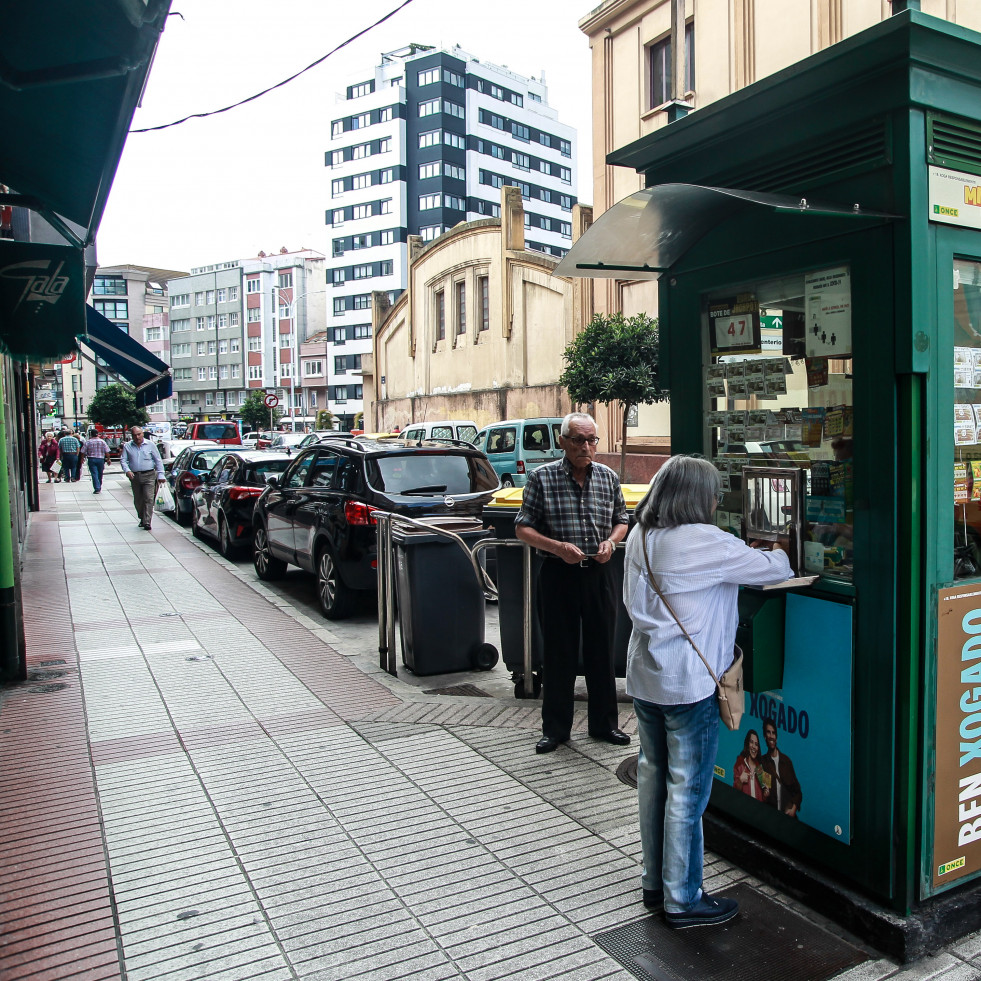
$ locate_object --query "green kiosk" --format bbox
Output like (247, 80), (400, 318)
(557, 8), (981, 960)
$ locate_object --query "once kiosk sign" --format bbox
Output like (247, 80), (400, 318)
(928, 166), (981, 231)
(934, 582), (981, 889)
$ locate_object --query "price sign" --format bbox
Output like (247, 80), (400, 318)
(263, 393), (279, 408)
(709, 295), (762, 354)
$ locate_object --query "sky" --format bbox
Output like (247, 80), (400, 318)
(96, 0), (596, 274)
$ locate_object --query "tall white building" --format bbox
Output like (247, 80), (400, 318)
(325, 44), (578, 428)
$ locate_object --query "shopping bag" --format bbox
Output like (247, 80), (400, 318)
(154, 482), (176, 513)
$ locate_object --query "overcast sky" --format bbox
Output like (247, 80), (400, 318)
(96, 0), (595, 273)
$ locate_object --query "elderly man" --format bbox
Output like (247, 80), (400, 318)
(515, 412), (631, 754)
(120, 426), (164, 530)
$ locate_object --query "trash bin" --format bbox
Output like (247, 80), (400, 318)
(483, 484), (650, 697)
(393, 517), (499, 676)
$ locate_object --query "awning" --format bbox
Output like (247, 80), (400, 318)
(553, 184), (899, 281)
(81, 304), (172, 407)
(0, 0), (172, 246)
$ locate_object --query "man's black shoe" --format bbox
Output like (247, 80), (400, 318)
(536, 735), (565, 754)
(664, 891), (738, 929)
(590, 728), (631, 746)
(643, 888), (664, 910)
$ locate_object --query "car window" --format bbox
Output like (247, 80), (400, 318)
(191, 449), (225, 469)
(299, 433), (318, 447)
(552, 423), (563, 446)
(207, 455), (231, 481)
(173, 449), (189, 469)
(487, 427), (516, 453)
(335, 457), (362, 493)
(309, 451), (340, 488)
(196, 423), (238, 440)
(523, 424), (550, 451)
(368, 452), (498, 496)
(456, 425), (477, 443)
(431, 425), (453, 439)
(403, 428), (424, 442)
(246, 458), (291, 483)
(285, 451), (317, 489)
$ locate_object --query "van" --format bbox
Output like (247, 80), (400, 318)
(400, 420), (478, 444)
(473, 417), (565, 487)
(184, 421), (242, 445)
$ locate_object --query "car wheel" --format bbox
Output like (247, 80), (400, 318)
(253, 524), (286, 581)
(175, 500), (191, 526)
(218, 514), (240, 559)
(316, 545), (356, 620)
(502, 475), (515, 487)
(191, 516), (203, 539)
(471, 642), (499, 671)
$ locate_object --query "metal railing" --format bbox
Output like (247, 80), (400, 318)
(375, 512), (538, 697)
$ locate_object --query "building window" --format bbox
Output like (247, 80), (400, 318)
(444, 131), (465, 149)
(206, 289), (215, 304)
(443, 69), (463, 87)
(559, 222), (572, 238)
(352, 173), (370, 190)
(444, 194), (464, 210)
(248, 337), (262, 351)
(455, 281), (466, 335)
(247, 307), (261, 322)
(444, 163), (465, 180)
(352, 143), (369, 159)
(334, 355), (348, 375)
(333, 240), (345, 257)
(194, 291), (205, 305)
(511, 122), (530, 141)
(352, 112), (371, 129)
(444, 100), (464, 119)
(93, 276), (126, 295)
(208, 365), (217, 380)
(419, 193), (441, 211)
(229, 286), (239, 301)
(331, 149), (344, 166)
(197, 367), (207, 381)
(219, 339), (229, 353)
(206, 393), (215, 407)
(333, 268), (346, 284)
(478, 276), (489, 331)
(249, 365), (262, 380)
(332, 327), (346, 342)
(490, 84), (504, 100)
(280, 332), (293, 348)
(171, 319), (190, 332)
(332, 120), (344, 138)
(93, 299), (128, 320)
(230, 337), (240, 352)
(349, 80), (373, 98)
(511, 93), (523, 107)
(649, 23), (694, 108)
(309, 390), (318, 409)
(380, 199), (392, 214)
(559, 167), (571, 183)
(353, 234), (370, 250)
(219, 365), (229, 380)
(335, 386), (348, 403)
(419, 129), (439, 149)
(332, 179), (344, 196)
(304, 360), (323, 376)
(560, 194), (572, 210)
(278, 272), (293, 289)
(171, 293), (190, 307)
(380, 230), (394, 245)
(559, 139), (572, 157)
(217, 288), (227, 302)
(417, 68), (439, 86)
(229, 312), (240, 327)
(353, 264), (371, 280)
(172, 343), (191, 357)
(420, 225), (442, 242)
(379, 137), (391, 153)
(207, 339), (217, 354)
(218, 314), (228, 328)
(419, 161), (440, 180)
(379, 106), (393, 122)
(419, 98), (440, 117)
(195, 317), (206, 330)
(379, 168), (394, 183)
(491, 144), (505, 160)
(513, 152), (530, 170)
(379, 261), (392, 277)
(353, 295), (371, 310)
(353, 324), (372, 339)
(246, 278), (261, 293)
(436, 290), (445, 341)
(353, 204), (370, 220)
(145, 326), (163, 342)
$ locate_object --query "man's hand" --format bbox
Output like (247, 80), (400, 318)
(125, 471), (134, 481)
(553, 541), (586, 564)
(595, 539), (615, 564)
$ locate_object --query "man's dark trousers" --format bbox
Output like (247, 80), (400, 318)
(538, 558), (619, 740)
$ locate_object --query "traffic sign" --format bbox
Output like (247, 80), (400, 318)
(263, 393), (279, 408)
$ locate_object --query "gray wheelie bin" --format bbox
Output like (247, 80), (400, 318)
(393, 518), (499, 676)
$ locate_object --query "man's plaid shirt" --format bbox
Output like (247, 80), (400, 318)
(515, 457), (628, 556)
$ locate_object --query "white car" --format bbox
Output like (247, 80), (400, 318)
(267, 432), (309, 455)
(158, 438), (219, 465)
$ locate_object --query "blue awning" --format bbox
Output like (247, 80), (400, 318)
(81, 304), (172, 407)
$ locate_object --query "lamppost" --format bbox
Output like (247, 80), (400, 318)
(272, 286), (328, 432)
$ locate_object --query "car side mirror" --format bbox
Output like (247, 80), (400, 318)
(266, 475), (280, 488)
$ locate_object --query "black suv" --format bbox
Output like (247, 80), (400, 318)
(252, 437), (500, 619)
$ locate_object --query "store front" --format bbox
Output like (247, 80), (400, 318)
(556, 9), (981, 958)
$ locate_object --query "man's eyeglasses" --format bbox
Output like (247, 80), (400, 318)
(566, 436), (600, 446)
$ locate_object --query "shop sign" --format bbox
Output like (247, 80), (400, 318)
(932, 582), (981, 889)
(709, 293), (761, 355)
(928, 166), (981, 231)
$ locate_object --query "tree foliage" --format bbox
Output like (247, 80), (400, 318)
(240, 391), (281, 431)
(559, 312), (669, 478)
(315, 409), (335, 431)
(86, 385), (149, 430)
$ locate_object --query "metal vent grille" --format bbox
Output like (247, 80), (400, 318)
(928, 113), (981, 177)
(716, 121), (890, 194)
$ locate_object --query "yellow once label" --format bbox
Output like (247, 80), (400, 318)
(714, 764), (725, 778)
(938, 857), (966, 876)
(935, 204), (959, 216)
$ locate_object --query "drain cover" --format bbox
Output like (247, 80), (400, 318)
(617, 754), (639, 789)
(38, 659), (66, 666)
(423, 683), (492, 697)
(593, 883), (867, 981)
(28, 683), (68, 693)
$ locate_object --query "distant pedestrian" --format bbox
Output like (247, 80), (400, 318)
(38, 432), (59, 483)
(119, 426), (164, 530)
(57, 430), (82, 483)
(82, 430), (110, 494)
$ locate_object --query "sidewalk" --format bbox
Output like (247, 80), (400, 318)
(1, 472), (977, 981)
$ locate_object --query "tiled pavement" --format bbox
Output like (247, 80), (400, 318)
(4, 473), (981, 981)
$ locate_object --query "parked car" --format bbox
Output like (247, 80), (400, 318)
(167, 444), (230, 525)
(473, 417), (565, 487)
(254, 431), (274, 449)
(252, 437), (500, 619)
(268, 432), (310, 455)
(183, 421), (241, 445)
(190, 451), (292, 558)
(297, 430), (355, 449)
(400, 420), (478, 444)
(241, 431), (260, 448)
(159, 437), (218, 465)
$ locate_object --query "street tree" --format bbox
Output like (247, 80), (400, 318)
(559, 312), (669, 480)
(240, 391), (281, 432)
(86, 385), (149, 431)
(315, 409), (335, 431)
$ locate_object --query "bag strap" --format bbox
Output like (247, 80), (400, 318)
(641, 531), (722, 687)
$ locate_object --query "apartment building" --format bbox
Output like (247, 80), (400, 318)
(169, 249), (326, 427)
(324, 43), (578, 429)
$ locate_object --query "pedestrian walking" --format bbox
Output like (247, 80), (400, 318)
(514, 411), (631, 754)
(81, 430), (110, 494)
(57, 429), (82, 483)
(119, 426), (164, 530)
(38, 432), (59, 483)
(623, 454), (792, 929)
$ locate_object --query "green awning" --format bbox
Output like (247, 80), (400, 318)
(0, 0), (172, 246)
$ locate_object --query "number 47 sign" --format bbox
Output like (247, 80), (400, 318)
(709, 295), (762, 355)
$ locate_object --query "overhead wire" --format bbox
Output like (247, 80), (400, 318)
(131, 0), (418, 133)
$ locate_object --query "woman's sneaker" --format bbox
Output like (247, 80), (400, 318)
(664, 891), (738, 929)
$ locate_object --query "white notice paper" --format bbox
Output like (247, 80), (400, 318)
(805, 266), (852, 357)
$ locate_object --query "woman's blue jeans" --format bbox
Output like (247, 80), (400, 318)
(634, 694), (719, 913)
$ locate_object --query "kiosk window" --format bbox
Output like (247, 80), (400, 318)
(953, 258), (981, 579)
(703, 267), (854, 582)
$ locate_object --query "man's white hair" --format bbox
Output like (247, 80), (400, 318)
(561, 412), (596, 436)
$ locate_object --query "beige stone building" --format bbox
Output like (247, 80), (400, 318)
(364, 188), (592, 433)
(579, 0), (981, 443)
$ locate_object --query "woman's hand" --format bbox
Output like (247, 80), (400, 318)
(739, 769), (749, 785)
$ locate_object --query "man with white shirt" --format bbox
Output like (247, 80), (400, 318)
(760, 717), (802, 818)
(120, 426), (164, 530)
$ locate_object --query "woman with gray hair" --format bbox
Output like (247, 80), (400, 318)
(623, 454), (792, 929)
